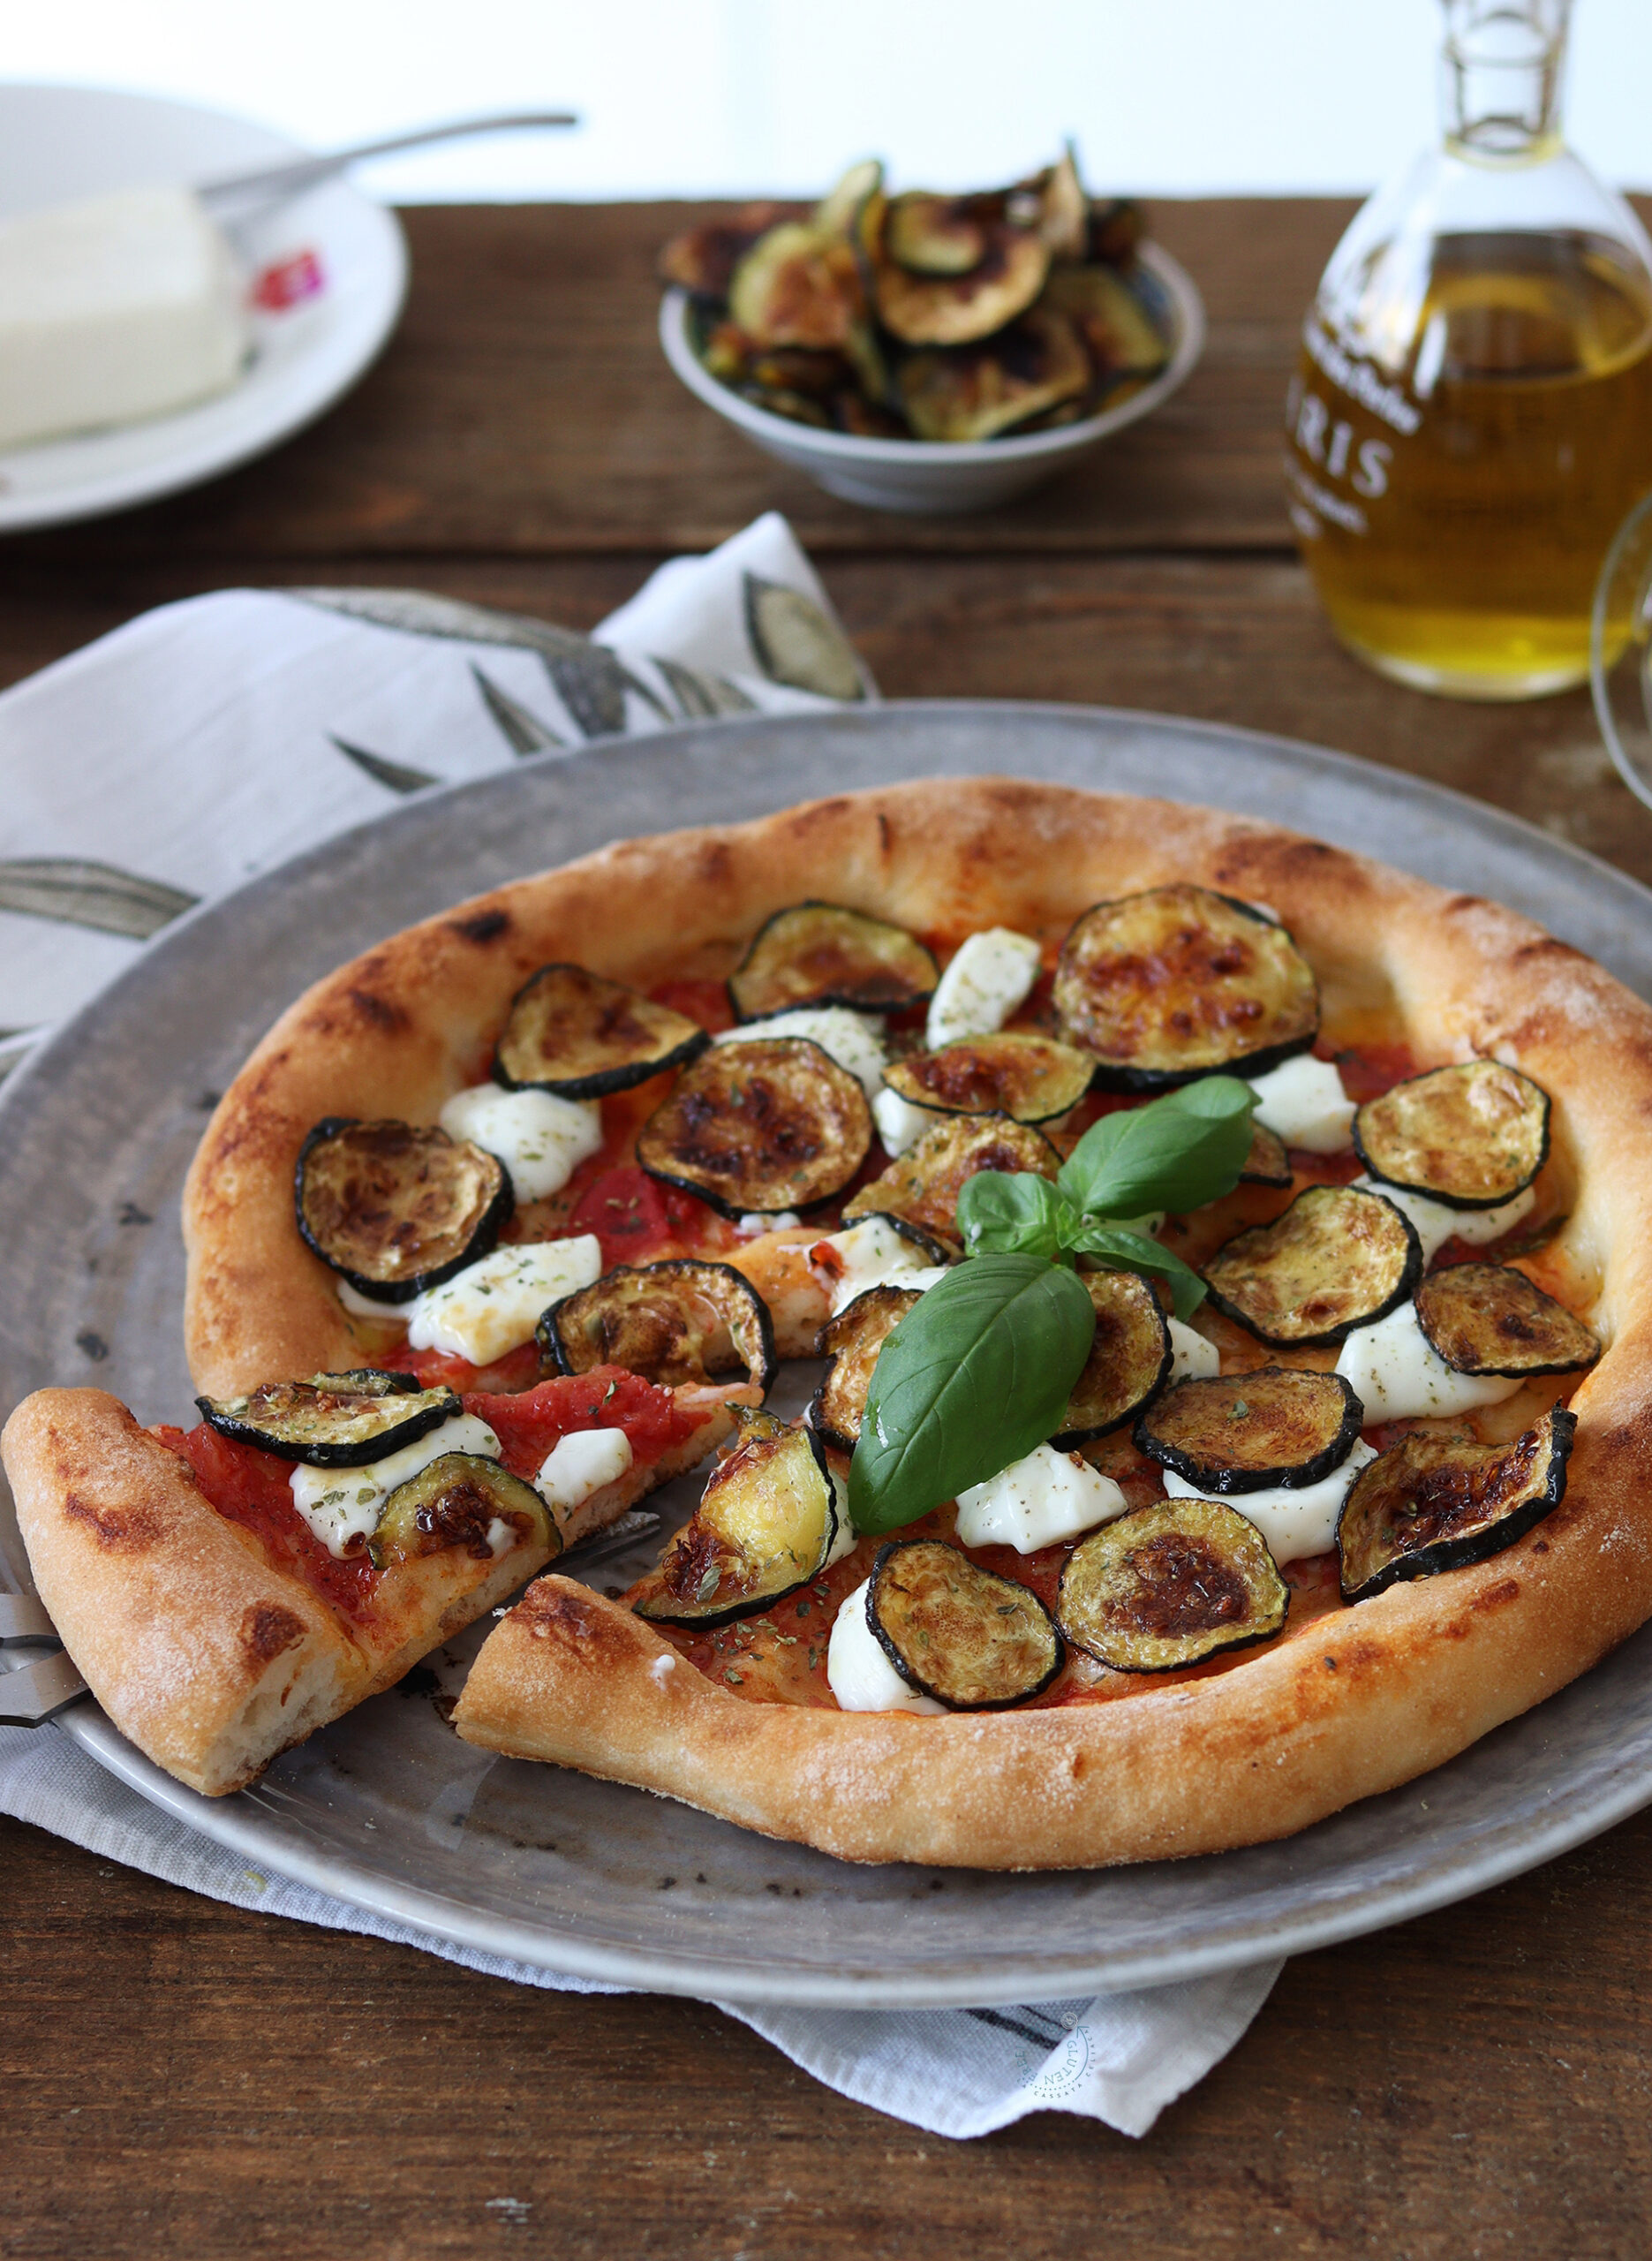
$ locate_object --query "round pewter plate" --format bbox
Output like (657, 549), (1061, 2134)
(7, 700), (1652, 2008)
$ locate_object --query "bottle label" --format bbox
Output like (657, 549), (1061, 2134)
(1284, 326), (1406, 544)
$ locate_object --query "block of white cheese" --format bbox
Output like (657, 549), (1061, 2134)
(1335, 1301), (1523, 1423)
(438, 1085), (603, 1202)
(871, 1085), (939, 1158)
(925, 928), (1042, 1050)
(1167, 1318), (1220, 1382)
(1247, 1055), (1355, 1153)
(1162, 1442), (1377, 1564)
(0, 186), (249, 449)
(954, 1444), (1128, 1554)
(1348, 1175), (1535, 1266)
(289, 1411), (502, 1559)
(811, 1215), (948, 1315)
(405, 1236), (603, 1367)
(715, 1007), (886, 1102)
(827, 1578), (945, 1713)
(537, 1427), (633, 1518)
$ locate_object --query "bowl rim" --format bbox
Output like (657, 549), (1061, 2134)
(659, 238), (1205, 465)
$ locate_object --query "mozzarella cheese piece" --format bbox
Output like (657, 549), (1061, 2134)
(925, 928), (1042, 1049)
(1162, 1441), (1377, 1565)
(0, 187), (249, 450)
(1348, 1175), (1535, 1265)
(715, 1007), (886, 1101)
(872, 1085), (940, 1158)
(1247, 1055), (1355, 1153)
(824, 1475), (860, 1567)
(826, 1579), (946, 1714)
(1335, 1300), (1524, 1422)
(536, 1426), (634, 1517)
(738, 1210), (801, 1236)
(1167, 1318), (1220, 1382)
(288, 1412), (502, 1559)
(336, 1275), (406, 1318)
(954, 1444), (1128, 1554)
(405, 1236), (603, 1367)
(438, 1085), (602, 1201)
(811, 1215), (945, 1314)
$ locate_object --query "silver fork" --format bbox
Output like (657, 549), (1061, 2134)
(0, 1592), (85, 1726)
(196, 111), (579, 219)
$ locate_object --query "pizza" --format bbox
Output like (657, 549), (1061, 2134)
(5, 778), (1649, 1870)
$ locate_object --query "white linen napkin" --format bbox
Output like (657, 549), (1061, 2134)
(0, 510), (1281, 2136)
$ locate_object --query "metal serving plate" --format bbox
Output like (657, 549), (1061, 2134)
(7, 701), (1652, 2009)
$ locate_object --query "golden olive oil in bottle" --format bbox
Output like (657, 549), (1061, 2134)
(1286, 0), (1652, 699)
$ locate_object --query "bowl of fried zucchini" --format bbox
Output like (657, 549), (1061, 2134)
(658, 146), (1203, 515)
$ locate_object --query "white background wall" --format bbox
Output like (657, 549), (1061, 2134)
(4, 0), (1648, 201)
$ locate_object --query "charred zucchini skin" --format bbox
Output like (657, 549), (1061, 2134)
(728, 902), (938, 1022)
(197, 1370), (459, 1465)
(842, 1112), (1063, 1248)
(868, 1539), (1064, 1710)
(1202, 1183), (1422, 1348)
(1051, 1269), (1173, 1448)
(540, 1258), (777, 1395)
(1053, 888), (1320, 1093)
(1135, 1366), (1365, 1493)
(369, 1451), (553, 1569)
(493, 962), (710, 1100)
(1057, 1498), (1289, 1674)
(294, 1117), (513, 1303)
(809, 1283), (921, 1454)
(1337, 1406), (1576, 1603)
(636, 1036), (872, 1219)
(1239, 1121), (1294, 1187)
(1414, 1262), (1601, 1380)
(1352, 1058), (1551, 1211)
(630, 1414), (839, 1628)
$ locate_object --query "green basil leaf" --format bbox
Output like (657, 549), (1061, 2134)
(1058, 1077), (1256, 1221)
(1070, 1227), (1210, 1321)
(848, 1254), (1097, 1534)
(956, 1171), (1077, 1262)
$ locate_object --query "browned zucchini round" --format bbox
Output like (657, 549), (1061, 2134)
(494, 963), (709, 1100)
(885, 191), (989, 276)
(1057, 1498), (1288, 1673)
(540, 1259), (776, 1393)
(868, 1539), (1062, 1709)
(876, 223), (1050, 346)
(896, 307), (1092, 442)
(369, 1451), (553, 1570)
(295, 1118), (512, 1301)
(1414, 1262), (1600, 1379)
(1240, 1121), (1294, 1187)
(630, 1412), (839, 1626)
(881, 1032), (1094, 1125)
(1338, 1405), (1576, 1602)
(1135, 1366), (1364, 1493)
(1352, 1058), (1550, 1210)
(1053, 886), (1319, 1090)
(636, 1037), (871, 1218)
(198, 1371), (460, 1465)
(1052, 1270), (1172, 1447)
(810, 1283), (921, 1453)
(729, 903), (938, 1021)
(1203, 1183), (1421, 1347)
(842, 1112), (1062, 1247)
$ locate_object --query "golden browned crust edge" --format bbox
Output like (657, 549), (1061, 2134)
(183, 779), (1652, 1862)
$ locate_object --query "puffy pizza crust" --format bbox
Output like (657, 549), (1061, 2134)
(174, 780), (1652, 1856)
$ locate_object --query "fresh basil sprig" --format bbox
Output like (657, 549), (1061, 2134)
(849, 1076), (1257, 1532)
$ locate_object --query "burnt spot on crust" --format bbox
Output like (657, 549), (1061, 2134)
(240, 1602), (306, 1665)
(1511, 936), (1589, 971)
(877, 812), (893, 858)
(1211, 835), (1341, 895)
(1471, 1577), (1521, 1614)
(62, 1490), (164, 1552)
(346, 987), (411, 1035)
(449, 907), (511, 945)
(694, 841), (734, 889)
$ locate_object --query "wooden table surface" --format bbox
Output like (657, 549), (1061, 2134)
(4, 197), (1652, 2259)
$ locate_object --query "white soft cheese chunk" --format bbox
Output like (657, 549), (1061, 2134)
(438, 1085), (602, 1201)
(289, 1412), (502, 1560)
(736, 1209), (801, 1236)
(1167, 1318), (1220, 1382)
(1335, 1301), (1523, 1423)
(0, 187), (249, 450)
(872, 1085), (940, 1158)
(715, 1007), (886, 1102)
(336, 1276), (406, 1318)
(1162, 1441), (1377, 1566)
(1247, 1055), (1355, 1153)
(405, 1236), (603, 1367)
(826, 1578), (945, 1714)
(536, 1426), (633, 1516)
(955, 1444), (1128, 1554)
(925, 929), (1042, 1049)
(1348, 1175), (1535, 1266)
(824, 1474), (860, 1567)
(812, 1215), (943, 1315)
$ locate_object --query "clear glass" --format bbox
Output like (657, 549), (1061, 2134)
(1591, 490), (1652, 810)
(1286, 0), (1652, 700)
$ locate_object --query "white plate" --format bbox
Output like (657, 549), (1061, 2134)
(0, 84), (407, 532)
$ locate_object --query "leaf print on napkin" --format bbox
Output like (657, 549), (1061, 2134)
(547, 648), (672, 739)
(329, 737), (441, 795)
(653, 656), (756, 719)
(290, 587), (592, 662)
(0, 858), (198, 939)
(743, 574), (866, 702)
(471, 666), (566, 756)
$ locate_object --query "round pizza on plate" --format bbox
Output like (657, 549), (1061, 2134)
(4, 777), (1648, 1866)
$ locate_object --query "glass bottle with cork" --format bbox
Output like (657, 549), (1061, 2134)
(1285, 0), (1652, 699)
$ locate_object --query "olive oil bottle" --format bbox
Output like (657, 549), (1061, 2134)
(1286, 0), (1652, 699)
